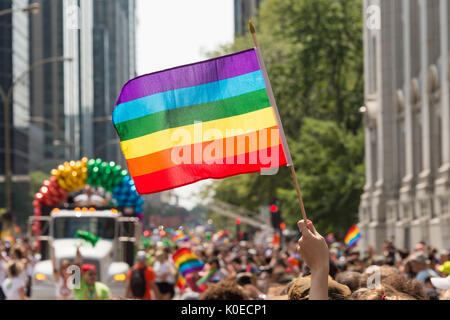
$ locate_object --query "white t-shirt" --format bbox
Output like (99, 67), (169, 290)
(1, 277), (25, 300)
(55, 277), (74, 300)
(153, 261), (175, 284)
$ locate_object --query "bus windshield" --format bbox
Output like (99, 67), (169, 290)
(53, 217), (115, 240)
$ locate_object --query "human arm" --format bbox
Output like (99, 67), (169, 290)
(50, 243), (59, 282)
(18, 285), (29, 300)
(150, 281), (161, 300)
(74, 244), (82, 267)
(297, 220), (329, 300)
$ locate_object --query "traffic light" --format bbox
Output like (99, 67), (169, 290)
(270, 202), (282, 230)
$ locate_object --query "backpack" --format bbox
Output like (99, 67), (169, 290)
(130, 267), (147, 298)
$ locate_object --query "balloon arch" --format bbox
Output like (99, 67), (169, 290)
(32, 157), (144, 234)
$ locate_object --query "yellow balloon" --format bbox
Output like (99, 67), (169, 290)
(57, 178), (68, 190)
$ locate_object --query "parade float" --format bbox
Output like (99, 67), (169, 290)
(31, 157), (144, 236)
(29, 158), (144, 299)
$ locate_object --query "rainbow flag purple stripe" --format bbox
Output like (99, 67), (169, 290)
(115, 49), (259, 107)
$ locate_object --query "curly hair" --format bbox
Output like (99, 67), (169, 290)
(199, 280), (248, 300)
(359, 266), (426, 299)
(335, 271), (362, 292)
(352, 284), (417, 300)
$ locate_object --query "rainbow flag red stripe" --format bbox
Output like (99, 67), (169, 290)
(113, 49), (291, 194)
(344, 225), (361, 248)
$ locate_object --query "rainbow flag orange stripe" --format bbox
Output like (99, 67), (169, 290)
(113, 49), (290, 194)
(344, 225), (361, 248)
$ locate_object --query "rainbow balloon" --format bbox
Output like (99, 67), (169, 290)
(32, 158), (145, 243)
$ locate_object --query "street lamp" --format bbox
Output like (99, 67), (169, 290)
(0, 2), (40, 17)
(1, 56), (73, 213)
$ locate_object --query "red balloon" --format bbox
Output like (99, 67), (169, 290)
(35, 193), (43, 200)
(34, 207), (41, 215)
(32, 200), (40, 207)
(43, 180), (51, 187)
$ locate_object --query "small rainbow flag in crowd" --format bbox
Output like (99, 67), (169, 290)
(326, 233), (336, 243)
(246, 263), (260, 275)
(172, 230), (187, 243)
(344, 225), (361, 248)
(196, 267), (218, 286)
(287, 254), (300, 268)
(113, 48), (292, 194)
(172, 247), (204, 277)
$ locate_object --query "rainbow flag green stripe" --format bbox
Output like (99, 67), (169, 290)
(115, 88), (270, 141)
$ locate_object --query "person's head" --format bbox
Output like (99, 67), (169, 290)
(353, 284), (418, 300)
(288, 276), (351, 300)
(335, 271), (362, 292)
(155, 249), (165, 262)
(440, 288), (450, 300)
(11, 246), (24, 260)
(59, 259), (71, 277)
(438, 250), (450, 264)
(82, 264), (97, 285)
(136, 250), (147, 265)
(409, 251), (430, 273)
(7, 260), (23, 278)
(209, 258), (220, 269)
(231, 257), (242, 270)
(360, 267), (426, 299)
(199, 280), (248, 300)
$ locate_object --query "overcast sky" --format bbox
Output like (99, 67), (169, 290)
(136, 0), (235, 209)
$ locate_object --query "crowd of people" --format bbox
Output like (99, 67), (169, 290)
(1, 218), (449, 300)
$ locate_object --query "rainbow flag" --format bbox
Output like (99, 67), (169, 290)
(287, 254), (300, 268)
(172, 230), (185, 242)
(172, 247), (204, 277)
(176, 274), (186, 290)
(113, 49), (291, 194)
(344, 225), (361, 248)
(196, 267), (218, 286)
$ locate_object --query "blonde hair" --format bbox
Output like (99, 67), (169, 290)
(440, 289), (450, 300)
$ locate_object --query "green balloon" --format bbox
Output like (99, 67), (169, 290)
(75, 230), (99, 247)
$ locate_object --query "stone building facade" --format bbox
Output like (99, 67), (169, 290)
(359, 0), (450, 252)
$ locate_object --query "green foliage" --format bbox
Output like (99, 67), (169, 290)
(29, 170), (49, 198)
(207, 0), (364, 234)
(278, 118), (364, 233)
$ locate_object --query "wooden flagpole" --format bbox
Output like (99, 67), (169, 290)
(249, 20), (308, 222)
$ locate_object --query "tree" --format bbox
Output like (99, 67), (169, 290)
(207, 0), (364, 234)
